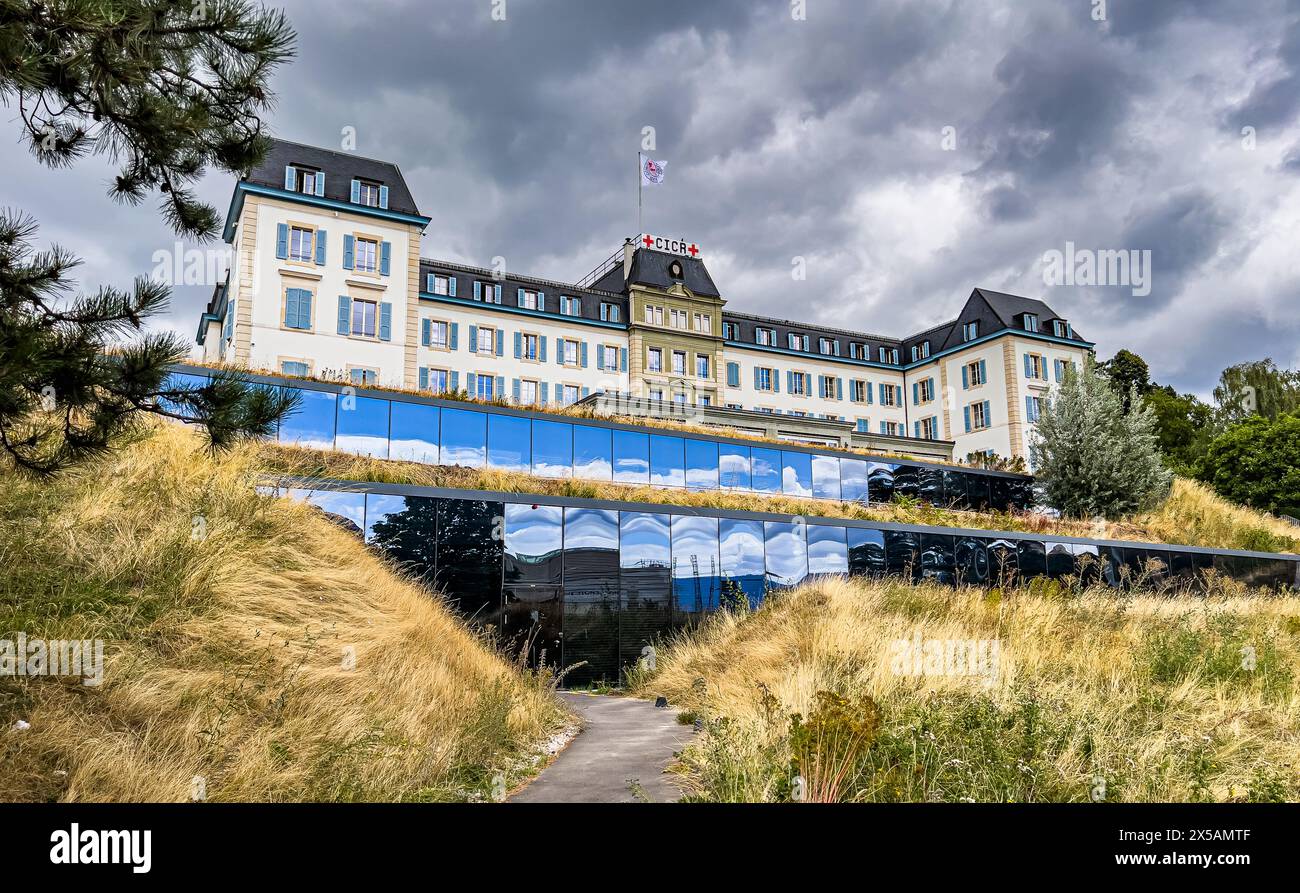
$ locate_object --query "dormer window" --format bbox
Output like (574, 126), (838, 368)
(962, 321), (979, 342)
(1053, 319), (1072, 338)
(284, 165), (324, 196)
(296, 168), (319, 194)
(788, 332), (809, 351)
(921, 341), (931, 358)
(350, 178), (389, 209)
(668, 260), (684, 279)
(1022, 313), (1039, 333)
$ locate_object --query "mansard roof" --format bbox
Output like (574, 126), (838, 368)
(244, 139), (422, 216)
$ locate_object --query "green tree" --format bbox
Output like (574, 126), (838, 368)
(1096, 348), (1152, 411)
(1195, 413), (1300, 517)
(1030, 360), (1172, 520)
(0, 0), (298, 473)
(1212, 359), (1300, 427)
(1141, 386), (1213, 475)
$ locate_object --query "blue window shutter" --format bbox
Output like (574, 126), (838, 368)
(580, 342), (588, 368)
(983, 400), (991, 425)
(495, 376), (504, 398)
(582, 387), (590, 398)
(597, 348), (605, 371)
(512, 379), (521, 402)
(342, 234), (354, 270)
(786, 371), (793, 393)
(337, 296), (351, 335)
(913, 421), (920, 438)
(619, 348), (627, 372)
(540, 382), (549, 405)
(421, 318), (431, 346)
(538, 291), (545, 311)
(774, 370), (780, 393)
(494, 284), (502, 303)
(284, 166), (295, 190)
(284, 288), (297, 327)
(555, 338), (564, 365)
(315, 173), (325, 197)
(1025, 395), (1033, 421)
(474, 281), (482, 301)
(378, 185), (389, 209)
(448, 276), (457, 297)
(912, 382), (919, 404)
(1024, 354), (1032, 378)
(836, 377), (844, 400)
(961, 365), (969, 389)
(350, 179), (361, 203)
(496, 330), (504, 357)
(513, 331), (521, 359)
(425, 273), (434, 292)
(539, 336), (548, 363)
(380, 241), (391, 276)
(879, 421), (886, 434)
(379, 302), (392, 341)
(466, 373), (477, 396)
(275, 223), (288, 259)
(315, 229), (326, 265)
(299, 290), (313, 329)
(517, 287), (524, 306)
(419, 367), (428, 390)
(468, 325), (478, 353)
(964, 405), (972, 433)
(979, 359), (987, 382)
(753, 367), (760, 389)
(449, 322), (458, 350)
(449, 371), (459, 392)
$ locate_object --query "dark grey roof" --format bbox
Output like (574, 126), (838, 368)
(244, 138), (422, 216)
(621, 249), (721, 298)
(721, 311), (904, 365)
(419, 259), (628, 325)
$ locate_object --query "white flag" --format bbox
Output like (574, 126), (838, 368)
(640, 154), (667, 186)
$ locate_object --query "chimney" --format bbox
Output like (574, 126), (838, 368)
(622, 237), (635, 282)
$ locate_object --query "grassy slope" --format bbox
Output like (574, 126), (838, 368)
(630, 577), (1300, 802)
(0, 423), (564, 802)
(261, 444), (1299, 554)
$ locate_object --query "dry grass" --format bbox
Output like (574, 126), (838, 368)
(0, 422), (564, 802)
(257, 442), (1298, 554)
(631, 576), (1300, 802)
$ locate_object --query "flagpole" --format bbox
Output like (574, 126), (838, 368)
(637, 152), (643, 233)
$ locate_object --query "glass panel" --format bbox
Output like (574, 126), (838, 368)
(671, 515), (721, 623)
(440, 408), (487, 468)
(612, 430), (650, 484)
(751, 447), (782, 493)
(920, 533), (956, 584)
(987, 538), (1020, 585)
(573, 425), (613, 481)
(719, 518), (765, 609)
(840, 458), (869, 504)
(812, 455), (841, 501)
(562, 508), (620, 686)
(159, 371), (210, 419)
(304, 489), (365, 533)
(719, 444), (752, 490)
(941, 470), (968, 510)
(435, 498), (504, 619)
(1017, 540), (1047, 580)
(487, 413), (531, 472)
(1044, 541), (1076, 579)
(364, 494), (438, 585)
(532, 420), (574, 479)
(866, 462), (897, 503)
(1008, 477), (1035, 511)
(807, 525), (849, 576)
(918, 467), (945, 504)
(619, 512), (672, 669)
(1071, 543), (1105, 587)
(892, 464), (921, 500)
(884, 530), (921, 581)
(336, 395), (390, 458)
(389, 401), (439, 464)
(502, 503), (564, 668)
(956, 535), (991, 585)
(279, 388), (337, 450)
(781, 450), (813, 498)
(965, 474), (991, 511)
(988, 476), (1013, 513)
(847, 527), (886, 577)
(764, 521), (808, 590)
(650, 435), (686, 487)
(684, 439), (720, 490)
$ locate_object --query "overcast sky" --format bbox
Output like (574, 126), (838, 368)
(5, 0), (1299, 399)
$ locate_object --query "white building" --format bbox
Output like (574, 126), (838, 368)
(197, 139), (1094, 462)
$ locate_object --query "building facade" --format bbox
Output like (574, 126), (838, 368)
(196, 139), (1095, 463)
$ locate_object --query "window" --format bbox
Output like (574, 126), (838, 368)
(519, 379), (538, 405)
(356, 180), (381, 208)
(1053, 319), (1072, 338)
(881, 384), (898, 407)
(474, 374), (495, 400)
(350, 298), (377, 338)
(431, 274), (451, 296)
(519, 289), (539, 310)
(1025, 353), (1047, 380)
(600, 302), (620, 322)
(294, 168), (319, 194)
(1026, 395), (1045, 423)
(476, 281), (502, 304)
(727, 403), (742, 410)
(850, 379), (869, 403)
(354, 237), (378, 274)
(670, 309), (688, 329)
(644, 305), (664, 326)
(425, 368), (449, 394)
(281, 360), (309, 377)
(694, 313), (711, 333)
(425, 320), (449, 349)
(789, 371), (808, 396)
(881, 421), (900, 436)
(602, 345), (618, 370)
(918, 417), (937, 440)
(917, 379), (934, 403)
(560, 295), (580, 316)
(819, 376), (840, 399)
(962, 321), (979, 342)
(561, 384), (581, 405)
(817, 337), (840, 357)
(288, 226), (314, 263)
(723, 322), (737, 340)
(756, 327), (775, 346)
(878, 346), (900, 364)
(856, 418), (870, 433)
(756, 367), (775, 392)
(562, 338), (579, 366)
(350, 367), (378, 386)
(477, 326), (496, 354)
(696, 354), (710, 379)
(849, 342), (865, 360)
(970, 401), (990, 430)
(788, 333), (809, 351)
(521, 333), (539, 361)
(1023, 313), (1039, 333)
(672, 350), (686, 375)
(649, 388), (664, 402)
(282, 286), (312, 330)
(966, 360), (986, 386)
(647, 347), (663, 373)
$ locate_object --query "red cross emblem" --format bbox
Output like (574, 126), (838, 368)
(687, 243), (699, 257)
(642, 235), (654, 248)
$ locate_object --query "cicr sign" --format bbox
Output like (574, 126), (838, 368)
(637, 233), (701, 259)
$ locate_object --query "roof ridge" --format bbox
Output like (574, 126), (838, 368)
(419, 257), (626, 299)
(265, 137), (402, 170)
